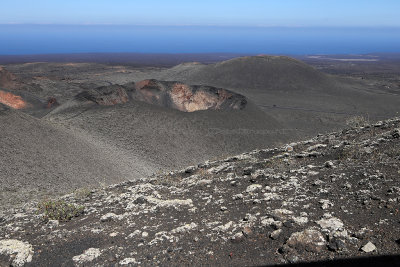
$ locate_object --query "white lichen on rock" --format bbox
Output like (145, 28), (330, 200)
(72, 248), (101, 264)
(100, 212), (122, 222)
(119, 257), (137, 265)
(285, 228), (326, 252)
(145, 197), (193, 208)
(246, 184), (263, 193)
(361, 241), (377, 253)
(0, 239), (34, 267)
(316, 216), (344, 232)
(171, 223), (198, 234)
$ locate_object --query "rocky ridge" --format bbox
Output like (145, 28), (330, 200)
(1, 117), (400, 266)
(70, 79), (247, 112)
(48, 79), (247, 117)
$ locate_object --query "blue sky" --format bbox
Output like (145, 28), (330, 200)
(1, 0), (400, 27)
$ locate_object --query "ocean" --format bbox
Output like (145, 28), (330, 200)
(0, 25), (399, 55)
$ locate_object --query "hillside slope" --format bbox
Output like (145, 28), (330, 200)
(45, 95), (290, 172)
(160, 56), (335, 93)
(0, 75), (292, 211)
(1, 117), (399, 266)
(0, 109), (157, 211)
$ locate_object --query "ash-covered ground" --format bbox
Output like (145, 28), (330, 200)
(1, 117), (399, 266)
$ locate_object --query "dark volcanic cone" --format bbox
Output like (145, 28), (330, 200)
(161, 55), (335, 93)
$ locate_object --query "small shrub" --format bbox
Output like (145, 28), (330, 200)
(346, 116), (369, 128)
(74, 187), (92, 199)
(197, 168), (211, 178)
(151, 173), (178, 186)
(38, 200), (84, 222)
(264, 157), (290, 172)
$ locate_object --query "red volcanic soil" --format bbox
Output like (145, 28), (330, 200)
(0, 90), (29, 109)
(46, 97), (59, 109)
(132, 79), (247, 112)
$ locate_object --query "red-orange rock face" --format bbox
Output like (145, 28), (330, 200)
(72, 80), (246, 112)
(0, 90), (29, 109)
(132, 79), (246, 112)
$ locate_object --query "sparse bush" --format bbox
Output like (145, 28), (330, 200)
(197, 168), (211, 178)
(74, 187), (92, 199)
(346, 116), (369, 128)
(151, 173), (179, 186)
(38, 200), (84, 222)
(264, 157), (290, 172)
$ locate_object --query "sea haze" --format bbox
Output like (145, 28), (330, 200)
(1, 24), (400, 55)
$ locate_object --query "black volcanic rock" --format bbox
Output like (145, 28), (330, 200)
(75, 85), (130, 106)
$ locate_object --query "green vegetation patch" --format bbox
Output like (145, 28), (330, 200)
(38, 200), (84, 222)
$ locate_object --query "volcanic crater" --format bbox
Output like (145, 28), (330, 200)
(130, 79), (247, 112)
(71, 79), (247, 112)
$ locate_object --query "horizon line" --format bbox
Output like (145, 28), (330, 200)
(1, 51), (400, 57)
(1, 23), (400, 29)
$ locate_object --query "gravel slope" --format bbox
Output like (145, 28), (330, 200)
(0, 108), (157, 211)
(0, 92), (290, 211)
(1, 117), (399, 266)
(45, 98), (291, 172)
